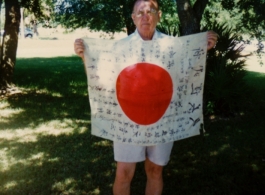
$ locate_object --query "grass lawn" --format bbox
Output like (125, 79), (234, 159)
(0, 56), (265, 195)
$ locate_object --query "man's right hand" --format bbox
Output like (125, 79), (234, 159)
(74, 38), (85, 61)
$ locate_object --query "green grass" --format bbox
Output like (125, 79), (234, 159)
(0, 56), (265, 195)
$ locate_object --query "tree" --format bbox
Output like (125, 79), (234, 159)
(0, 0), (54, 95)
(1, 0), (264, 96)
(55, 0), (177, 35)
(55, 0), (265, 40)
(176, 0), (208, 35)
(0, 0), (21, 94)
(201, 0), (265, 56)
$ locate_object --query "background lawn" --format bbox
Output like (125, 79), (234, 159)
(0, 56), (264, 195)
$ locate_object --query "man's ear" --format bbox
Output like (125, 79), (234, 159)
(131, 14), (136, 24)
(158, 10), (162, 21)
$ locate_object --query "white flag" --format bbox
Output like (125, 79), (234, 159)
(83, 32), (207, 146)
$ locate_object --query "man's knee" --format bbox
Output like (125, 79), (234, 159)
(115, 162), (136, 183)
(145, 158), (163, 180)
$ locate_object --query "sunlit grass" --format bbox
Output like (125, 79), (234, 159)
(0, 102), (24, 119)
(0, 119), (89, 139)
(0, 56), (264, 194)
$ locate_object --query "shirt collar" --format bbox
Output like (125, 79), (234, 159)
(135, 29), (159, 40)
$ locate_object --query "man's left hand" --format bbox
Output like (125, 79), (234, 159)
(207, 30), (219, 51)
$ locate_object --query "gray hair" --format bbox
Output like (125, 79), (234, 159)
(132, 0), (160, 12)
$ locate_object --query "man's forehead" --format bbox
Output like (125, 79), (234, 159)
(133, 0), (158, 11)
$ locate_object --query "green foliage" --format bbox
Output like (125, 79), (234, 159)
(54, 0), (130, 33)
(20, 0), (54, 19)
(201, 0), (265, 40)
(54, 0), (179, 34)
(200, 1), (265, 115)
(54, 0), (265, 47)
(203, 23), (249, 116)
(156, 24), (180, 37)
(237, 0), (265, 39)
(156, 0), (180, 37)
(158, 0), (179, 26)
(202, 2), (242, 36)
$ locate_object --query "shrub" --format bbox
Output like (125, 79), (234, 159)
(203, 23), (250, 116)
(157, 24), (180, 37)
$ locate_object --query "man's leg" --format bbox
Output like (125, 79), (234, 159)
(113, 162), (136, 195)
(145, 142), (174, 195)
(145, 158), (164, 195)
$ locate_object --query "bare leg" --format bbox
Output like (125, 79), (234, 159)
(145, 158), (164, 195)
(113, 162), (136, 195)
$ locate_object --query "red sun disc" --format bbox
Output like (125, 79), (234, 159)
(116, 63), (173, 125)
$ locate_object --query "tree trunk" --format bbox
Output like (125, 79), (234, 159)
(20, 7), (25, 38)
(176, 0), (208, 36)
(124, 18), (135, 35)
(0, 0), (21, 94)
(0, 0), (2, 46)
(121, 1), (135, 35)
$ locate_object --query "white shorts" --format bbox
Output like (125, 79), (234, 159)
(113, 141), (174, 166)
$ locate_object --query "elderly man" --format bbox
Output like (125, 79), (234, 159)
(74, 0), (218, 194)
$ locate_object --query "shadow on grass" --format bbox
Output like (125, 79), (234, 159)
(1, 56), (116, 194)
(165, 114), (265, 195)
(163, 71), (265, 195)
(1, 56), (89, 130)
(0, 130), (115, 195)
(0, 57), (265, 195)
(0, 92), (90, 130)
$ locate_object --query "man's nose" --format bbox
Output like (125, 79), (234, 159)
(142, 13), (150, 20)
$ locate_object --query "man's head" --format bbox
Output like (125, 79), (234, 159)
(131, 0), (162, 40)
(132, 0), (160, 11)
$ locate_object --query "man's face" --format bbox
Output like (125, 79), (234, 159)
(131, 1), (161, 39)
